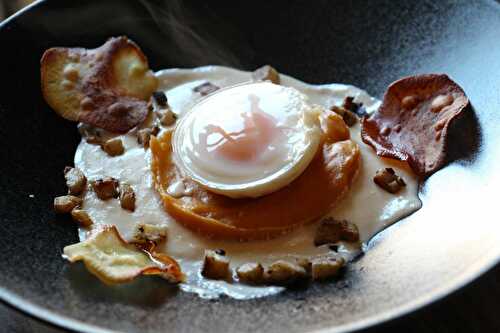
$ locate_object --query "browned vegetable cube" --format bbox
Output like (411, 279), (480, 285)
(314, 217), (360, 246)
(152, 91), (168, 107)
(236, 263), (264, 284)
(90, 177), (119, 200)
(71, 209), (93, 227)
(119, 183), (135, 212)
(54, 195), (82, 214)
(263, 260), (308, 285)
(64, 166), (86, 195)
(340, 220), (360, 242)
(373, 168), (406, 194)
(311, 257), (345, 281)
(159, 109), (176, 127)
(102, 137), (125, 157)
(252, 65), (280, 84)
(132, 223), (168, 244)
(342, 96), (367, 117)
(314, 217), (342, 246)
(201, 250), (230, 280)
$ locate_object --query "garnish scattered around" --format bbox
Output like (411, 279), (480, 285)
(373, 168), (406, 194)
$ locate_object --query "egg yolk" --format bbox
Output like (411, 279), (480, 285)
(198, 94), (281, 162)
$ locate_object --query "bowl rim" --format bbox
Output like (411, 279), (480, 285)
(2, 253), (498, 333)
(1, 1), (499, 332)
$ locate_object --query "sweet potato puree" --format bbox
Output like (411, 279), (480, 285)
(150, 121), (360, 241)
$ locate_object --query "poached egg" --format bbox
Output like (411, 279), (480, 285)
(173, 82), (322, 198)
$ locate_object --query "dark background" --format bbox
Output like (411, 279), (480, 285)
(0, 0), (32, 20)
(1, 1), (500, 332)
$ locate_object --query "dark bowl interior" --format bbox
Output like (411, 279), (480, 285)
(1, 0), (500, 332)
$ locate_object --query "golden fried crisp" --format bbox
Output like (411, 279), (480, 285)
(63, 226), (184, 284)
(41, 36), (158, 133)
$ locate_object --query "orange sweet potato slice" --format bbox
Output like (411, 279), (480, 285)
(150, 128), (360, 241)
(41, 36), (158, 133)
(361, 74), (469, 177)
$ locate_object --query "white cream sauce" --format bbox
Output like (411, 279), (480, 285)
(74, 66), (421, 299)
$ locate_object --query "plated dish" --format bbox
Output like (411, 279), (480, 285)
(41, 37), (469, 299)
(2, 1), (500, 332)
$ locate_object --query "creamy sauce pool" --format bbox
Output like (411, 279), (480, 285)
(75, 66), (421, 299)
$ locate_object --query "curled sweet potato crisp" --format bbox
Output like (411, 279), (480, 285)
(63, 226), (184, 284)
(361, 74), (469, 177)
(41, 36), (158, 133)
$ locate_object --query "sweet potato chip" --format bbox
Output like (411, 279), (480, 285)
(361, 74), (469, 177)
(63, 226), (184, 284)
(41, 36), (158, 133)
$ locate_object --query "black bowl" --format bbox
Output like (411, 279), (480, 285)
(1, 0), (500, 332)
